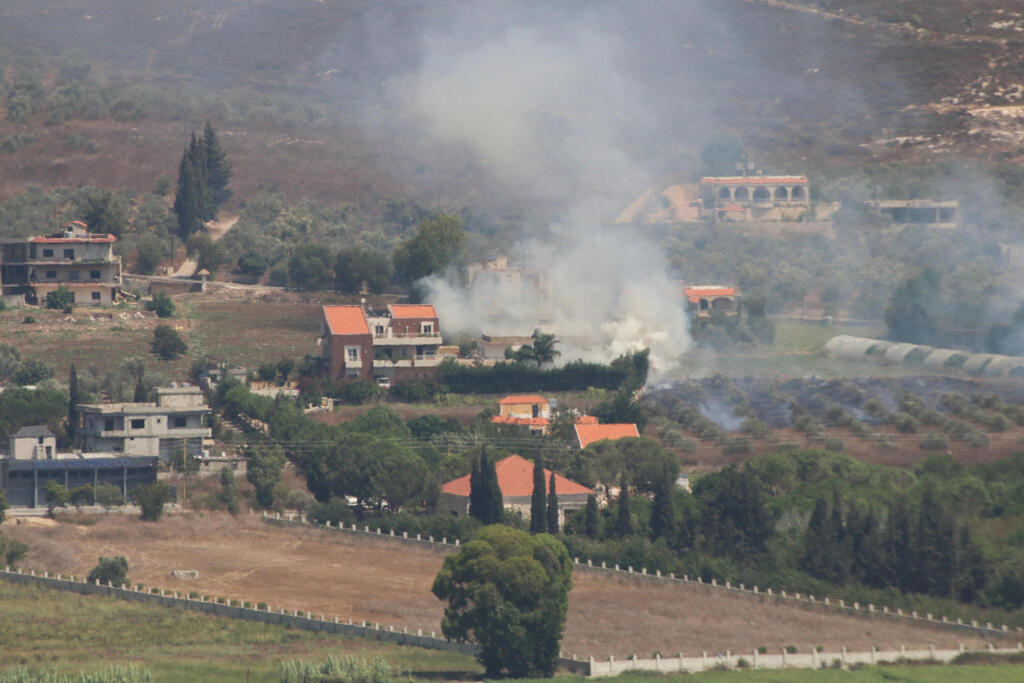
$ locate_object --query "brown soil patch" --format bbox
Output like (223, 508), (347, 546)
(2, 513), (997, 657)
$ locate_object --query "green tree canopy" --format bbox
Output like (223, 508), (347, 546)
(392, 213), (465, 285)
(132, 482), (171, 521)
(151, 325), (188, 360)
(334, 246), (393, 294)
(432, 525), (572, 678)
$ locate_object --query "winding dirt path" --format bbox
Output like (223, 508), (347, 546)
(171, 214), (238, 278)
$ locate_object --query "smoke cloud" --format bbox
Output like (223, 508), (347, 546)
(404, 19), (691, 377)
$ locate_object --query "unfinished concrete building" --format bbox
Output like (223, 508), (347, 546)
(0, 221), (122, 307)
(864, 200), (960, 230)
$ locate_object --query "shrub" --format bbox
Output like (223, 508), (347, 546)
(824, 437), (845, 452)
(337, 378), (382, 405)
(893, 413), (920, 433)
(279, 655), (395, 683)
(151, 325), (187, 360)
(132, 482), (172, 521)
(44, 286), (74, 310)
(237, 252), (268, 276)
(145, 292), (175, 318)
(785, 645), (798, 654)
(920, 433), (950, 451)
(13, 358), (54, 385)
(22, 315), (36, 324)
(87, 556), (129, 586)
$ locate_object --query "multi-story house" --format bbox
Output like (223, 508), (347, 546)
(0, 220), (121, 307)
(77, 384), (212, 461)
(321, 304), (449, 386)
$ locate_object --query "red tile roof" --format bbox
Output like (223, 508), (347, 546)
(322, 305), (369, 336)
(389, 304), (437, 319)
(31, 234), (116, 243)
(441, 454), (592, 498)
(575, 415), (599, 425)
(498, 395), (549, 405)
(575, 423), (640, 449)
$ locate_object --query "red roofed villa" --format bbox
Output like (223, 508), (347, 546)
(699, 172), (810, 222)
(574, 422), (640, 449)
(440, 454), (593, 523)
(320, 303), (449, 387)
(491, 395), (551, 435)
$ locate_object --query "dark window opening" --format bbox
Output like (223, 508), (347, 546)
(63, 249), (75, 259)
(42, 248), (54, 258)
(172, 417), (187, 428)
(104, 419), (114, 431)
(91, 291), (101, 300)
(130, 419), (145, 429)
(90, 270), (101, 279)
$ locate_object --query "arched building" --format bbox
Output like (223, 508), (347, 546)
(699, 175), (811, 222)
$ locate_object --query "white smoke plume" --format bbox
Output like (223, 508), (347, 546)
(405, 19), (691, 378)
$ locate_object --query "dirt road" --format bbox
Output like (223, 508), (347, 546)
(171, 214), (238, 277)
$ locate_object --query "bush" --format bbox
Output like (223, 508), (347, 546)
(132, 482), (172, 521)
(145, 292), (175, 318)
(893, 413), (920, 433)
(22, 315), (35, 324)
(44, 286), (74, 310)
(237, 252), (268, 276)
(12, 358), (54, 385)
(337, 378), (383, 405)
(87, 555), (129, 586)
(824, 437), (845, 452)
(151, 325), (187, 360)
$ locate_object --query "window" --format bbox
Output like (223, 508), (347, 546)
(421, 322), (433, 335)
(91, 291), (101, 301)
(130, 418), (145, 429)
(90, 270), (101, 279)
(46, 271), (56, 279)
(104, 419), (114, 431)
(375, 324), (385, 336)
(69, 270), (80, 280)
(172, 417), (187, 428)
(63, 249), (75, 259)
(345, 346), (360, 363)
(42, 248), (54, 258)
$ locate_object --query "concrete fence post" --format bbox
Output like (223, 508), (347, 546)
(871, 646), (876, 664)
(377, 528), (381, 535)
(588, 559), (593, 567)
(780, 589), (785, 597)
(986, 622), (993, 630)
(912, 611), (918, 619)
(455, 539), (460, 546)
(767, 587), (772, 595)
(656, 570), (661, 577)
(753, 585), (759, 593)
(669, 572), (675, 579)
(429, 536), (434, 542)
(841, 646), (847, 664)
(752, 649), (757, 668)
(389, 530), (394, 536)
(853, 602), (859, 610)
(275, 512), (280, 520)
(601, 561), (606, 569)
(824, 597), (830, 605)
(416, 534), (421, 541)
(959, 643), (965, 653)
(900, 644), (905, 656)
(711, 578), (717, 586)
(614, 564), (620, 571)
(442, 537), (447, 544)
(702, 651), (707, 671)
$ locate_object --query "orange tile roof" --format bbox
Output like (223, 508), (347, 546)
(490, 415), (550, 427)
(498, 395), (549, 405)
(31, 234), (116, 243)
(683, 286), (737, 302)
(575, 415), (599, 425)
(322, 305), (369, 336)
(441, 454), (592, 497)
(389, 304), (437, 319)
(575, 423), (640, 449)
(700, 176), (808, 184)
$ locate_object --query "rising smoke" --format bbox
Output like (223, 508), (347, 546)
(403, 19), (691, 377)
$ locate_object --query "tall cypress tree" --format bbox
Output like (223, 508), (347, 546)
(916, 484), (955, 597)
(188, 131), (213, 221)
(584, 494), (599, 539)
(886, 496), (915, 593)
(830, 487), (851, 584)
(546, 472), (559, 534)
(801, 495), (834, 580)
(615, 477), (633, 537)
(67, 363), (79, 443)
(134, 375), (147, 403)
(650, 469), (675, 541)
(203, 121), (232, 205)
(483, 449), (504, 524)
(530, 457), (547, 533)
(468, 454), (482, 521)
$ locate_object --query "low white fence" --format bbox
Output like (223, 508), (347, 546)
(587, 644), (1024, 677)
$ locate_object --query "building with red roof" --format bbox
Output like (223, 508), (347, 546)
(439, 454), (593, 522)
(574, 423), (640, 449)
(681, 284), (741, 325)
(491, 395), (551, 435)
(320, 303), (448, 386)
(1, 221), (122, 307)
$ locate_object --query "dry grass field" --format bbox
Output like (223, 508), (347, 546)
(2, 512), (1001, 659)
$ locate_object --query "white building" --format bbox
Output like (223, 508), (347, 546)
(77, 384), (211, 461)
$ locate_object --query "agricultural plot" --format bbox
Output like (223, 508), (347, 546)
(2, 513), (998, 659)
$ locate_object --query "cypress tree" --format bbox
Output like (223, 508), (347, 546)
(478, 448), (503, 525)
(830, 487), (851, 584)
(954, 523), (988, 603)
(188, 131), (213, 221)
(134, 375), (147, 403)
(650, 469), (675, 541)
(615, 477), (633, 537)
(67, 363), (79, 443)
(546, 472), (559, 534)
(916, 484), (955, 597)
(468, 453), (482, 521)
(800, 495), (834, 580)
(584, 494), (599, 539)
(886, 496), (915, 593)
(530, 457), (546, 533)
(173, 145), (202, 239)
(203, 121), (232, 206)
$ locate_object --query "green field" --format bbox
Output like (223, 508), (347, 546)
(600, 662), (1024, 682)
(0, 581), (480, 682)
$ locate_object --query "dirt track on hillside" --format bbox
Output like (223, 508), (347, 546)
(1, 513), (999, 657)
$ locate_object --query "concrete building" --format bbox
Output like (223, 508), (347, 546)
(9, 425), (56, 460)
(439, 454), (593, 523)
(490, 395), (552, 435)
(2, 424), (156, 508)
(0, 220), (122, 307)
(467, 255), (551, 322)
(77, 385), (212, 461)
(700, 174), (810, 222)
(574, 422), (640, 449)
(864, 199), (961, 230)
(477, 334), (535, 361)
(321, 304), (452, 387)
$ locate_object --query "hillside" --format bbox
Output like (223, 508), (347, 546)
(2, 0), (1024, 214)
